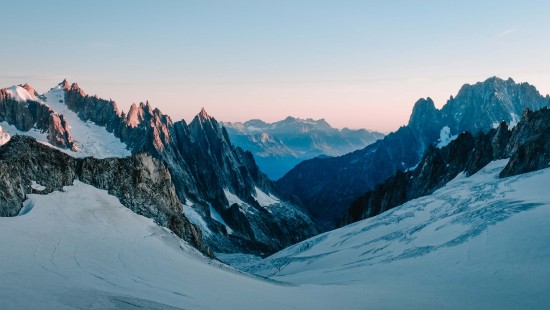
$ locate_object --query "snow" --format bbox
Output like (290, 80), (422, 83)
(245, 159), (550, 309)
(0, 121), (56, 148)
(0, 126), (11, 144)
(2, 162), (550, 308)
(182, 203), (212, 236)
(253, 186), (280, 207)
(5, 85), (35, 102)
(30, 181), (46, 191)
(224, 188), (245, 206)
(42, 86), (131, 158)
(0, 84), (131, 159)
(436, 125), (458, 148)
(209, 204), (233, 234)
(0, 181), (369, 310)
(509, 112), (520, 129)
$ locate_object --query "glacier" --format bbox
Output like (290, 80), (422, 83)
(1, 159), (549, 309)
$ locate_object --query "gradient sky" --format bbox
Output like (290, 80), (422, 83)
(1, 0), (550, 132)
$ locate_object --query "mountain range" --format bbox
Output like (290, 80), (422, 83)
(1, 76), (550, 308)
(222, 117), (383, 179)
(0, 80), (318, 256)
(276, 77), (550, 230)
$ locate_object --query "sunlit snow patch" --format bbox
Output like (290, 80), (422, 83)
(436, 126), (458, 148)
(42, 86), (131, 158)
(5, 85), (36, 102)
(253, 187), (280, 207)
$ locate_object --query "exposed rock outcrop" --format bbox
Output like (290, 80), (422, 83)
(0, 86), (76, 150)
(277, 77), (550, 230)
(0, 135), (207, 254)
(340, 107), (550, 226)
(60, 83), (318, 255)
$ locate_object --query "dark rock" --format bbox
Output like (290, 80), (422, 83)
(0, 86), (76, 149)
(500, 108), (550, 177)
(61, 84), (318, 255)
(341, 106), (550, 226)
(0, 135), (208, 255)
(277, 76), (550, 231)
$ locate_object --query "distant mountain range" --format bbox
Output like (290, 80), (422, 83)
(222, 117), (384, 179)
(276, 77), (550, 230)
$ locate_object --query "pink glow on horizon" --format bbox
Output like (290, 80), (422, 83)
(3, 74), (550, 134)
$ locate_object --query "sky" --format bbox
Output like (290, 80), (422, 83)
(1, 0), (550, 133)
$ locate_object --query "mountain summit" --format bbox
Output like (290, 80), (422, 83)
(0, 80), (318, 256)
(276, 77), (550, 230)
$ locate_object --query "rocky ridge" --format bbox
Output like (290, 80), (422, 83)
(340, 107), (550, 226)
(0, 135), (207, 253)
(0, 80), (318, 256)
(0, 85), (76, 150)
(277, 77), (550, 230)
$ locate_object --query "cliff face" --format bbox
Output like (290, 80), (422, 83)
(277, 77), (550, 231)
(340, 107), (550, 227)
(0, 86), (75, 150)
(0, 135), (207, 254)
(60, 83), (318, 255)
(0, 80), (318, 255)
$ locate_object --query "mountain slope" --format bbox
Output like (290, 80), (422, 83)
(247, 159), (550, 309)
(0, 80), (318, 255)
(223, 117), (383, 179)
(341, 106), (550, 226)
(0, 135), (205, 252)
(0, 181), (364, 310)
(276, 77), (550, 230)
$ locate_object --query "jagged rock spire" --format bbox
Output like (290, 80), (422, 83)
(198, 107), (211, 120)
(59, 79), (71, 91)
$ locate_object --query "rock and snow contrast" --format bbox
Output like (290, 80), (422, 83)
(1, 160), (549, 309)
(246, 160), (550, 309)
(1, 76), (550, 309)
(0, 80), (318, 256)
(277, 76), (550, 231)
(0, 83), (130, 158)
(0, 182), (340, 310)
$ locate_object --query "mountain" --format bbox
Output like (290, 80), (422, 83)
(0, 180), (364, 310)
(222, 117), (383, 179)
(246, 159), (550, 309)
(340, 106), (550, 226)
(0, 81), (318, 256)
(0, 135), (207, 253)
(276, 77), (550, 230)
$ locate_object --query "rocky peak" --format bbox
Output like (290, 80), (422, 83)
(197, 107), (211, 121)
(0, 135), (208, 254)
(59, 79), (71, 91)
(341, 105), (550, 227)
(70, 83), (86, 97)
(408, 97), (438, 127)
(59, 83), (316, 255)
(20, 84), (37, 100)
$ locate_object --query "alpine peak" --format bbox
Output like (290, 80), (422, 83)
(58, 79), (71, 91)
(197, 107), (211, 120)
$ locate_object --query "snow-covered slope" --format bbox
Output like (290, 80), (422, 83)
(42, 85), (130, 158)
(5, 85), (36, 101)
(0, 181), (361, 310)
(0, 84), (130, 158)
(248, 160), (550, 309)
